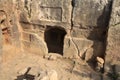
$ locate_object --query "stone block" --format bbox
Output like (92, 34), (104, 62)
(71, 27), (105, 40)
(31, 0), (71, 23)
(20, 22), (33, 31)
(63, 37), (78, 58)
(11, 32), (20, 47)
(110, 1), (120, 26)
(72, 0), (111, 28)
(63, 37), (94, 58)
(85, 48), (94, 61)
(105, 25), (120, 69)
(72, 38), (93, 58)
(39, 7), (62, 22)
(22, 33), (48, 55)
(105, 0), (120, 74)
(85, 41), (105, 61)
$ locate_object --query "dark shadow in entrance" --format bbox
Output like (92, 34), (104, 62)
(44, 26), (66, 55)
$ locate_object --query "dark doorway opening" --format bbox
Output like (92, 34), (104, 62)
(44, 26), (66, 55)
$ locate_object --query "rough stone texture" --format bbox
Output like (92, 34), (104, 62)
(71, 0), (112, 42)
(63, 37), (78, 58)
(0, 28), (2, 54)
(105, 0), (120, 74)
(96, 57), (104, 71)
(22, 32), (48, 55)
(0, 0), (20, 47)
(72, 0), (111, 28)
(20, 0), (72, 29)
(15, 0), (108, 59)
(0, 0), (120, 80)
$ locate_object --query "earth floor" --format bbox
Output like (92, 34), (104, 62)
(0, 45), (101, 80)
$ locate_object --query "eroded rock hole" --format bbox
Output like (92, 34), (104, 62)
(45, 26), (66, 55)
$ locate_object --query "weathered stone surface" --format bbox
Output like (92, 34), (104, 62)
(63, 37), (78, 58)
(22, 32), (48, 55)
(0, 28), (2, 54)
(105, 0), (120, 73)
(19, 0), (72, 29)
(72, 0), (111, 28)
(63, 37), (105, 60)
(97, 57), (104, 64)
(0, 0), (120, 80)
(32, 0), (72, 23)
(93, 41), (105, 57)
(0, 0), (21, 47)
(71, 27), (106, 41)
(96, 57), (104, 71)
(73, 39), (104, 61)
(72, 38), (93, 58)
(85, 48), (94, 61)
(17, 67), (31, 75)
(110, 0), (120, 26)
(35, 70), (58, 80)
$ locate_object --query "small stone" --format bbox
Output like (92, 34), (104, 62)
(96, 57), (104, 64)
(44, 55), (49, 59)
(48, 55), (57, 60)
(96, 57), (104, 72)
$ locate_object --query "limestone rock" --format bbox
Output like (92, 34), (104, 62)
(105, 0), (120, 73)
(96, 57), (104, 64)
(85, 48), (94, 61)
(72, 38), (93, 58)
(85, 41), (105, 62)
(72, 0), (111, 27)
(110, 0), (120, 26)
(96, 57), (104, 71)
(63, 37), (78, 58)
(35, 70), (58, 80)
(22, 33), (48, 55)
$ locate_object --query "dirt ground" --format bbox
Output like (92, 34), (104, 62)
(0, 45), (101, 80)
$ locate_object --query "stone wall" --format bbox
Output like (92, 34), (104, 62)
(19, 0), (112, 61)
(105, 0), (120, 75)
(0, 0), (20, 47)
